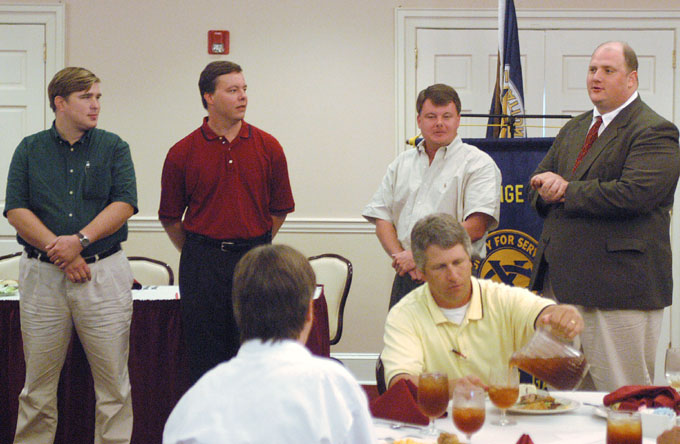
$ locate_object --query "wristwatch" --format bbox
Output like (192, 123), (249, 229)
(76, 231), (90, 248)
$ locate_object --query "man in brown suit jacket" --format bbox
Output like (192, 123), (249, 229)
(529, 41), (680, 391)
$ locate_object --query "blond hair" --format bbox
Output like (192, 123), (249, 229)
(48, 67), (100, 112)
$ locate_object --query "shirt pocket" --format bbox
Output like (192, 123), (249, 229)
(83, 165), (111, 200)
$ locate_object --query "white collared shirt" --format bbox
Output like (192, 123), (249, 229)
(591, 91), (639, 134)
(163, 339), (375, 444)
(362, 136), (501, 259)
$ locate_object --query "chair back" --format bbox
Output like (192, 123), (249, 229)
(308, 253), (352, 345)
(376, 354), (387, 395)
(127, 256), (174, 285)
(0, 252), (22, 281)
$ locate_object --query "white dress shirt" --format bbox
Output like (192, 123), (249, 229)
(163, 339), (375, 444)
(591, 91), (639, 133)
(362, 136), (501, 258)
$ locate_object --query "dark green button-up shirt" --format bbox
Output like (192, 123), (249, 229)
(4, 123), (138, 256)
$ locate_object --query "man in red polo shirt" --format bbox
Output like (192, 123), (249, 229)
(159, 61), (295, 383)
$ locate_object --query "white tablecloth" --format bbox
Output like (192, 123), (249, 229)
(2, 285), (322, 302)
(0, 285), (180, 301)
(374, 391), (657, 443)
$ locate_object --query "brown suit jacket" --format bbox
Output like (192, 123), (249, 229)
(529, 96), (680, 309)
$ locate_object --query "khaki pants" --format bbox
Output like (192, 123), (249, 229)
(14, 250), (134, 444)
(543, 272), (662, 392)
(577, 306), (662, 392)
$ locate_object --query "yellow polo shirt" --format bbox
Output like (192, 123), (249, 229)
(382, 276), (555, 386)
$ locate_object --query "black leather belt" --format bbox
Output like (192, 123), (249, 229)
(186, 231), (271, 252)
(25, 244), (122, 264)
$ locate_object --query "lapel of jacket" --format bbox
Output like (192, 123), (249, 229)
(571, 96), (641, 180)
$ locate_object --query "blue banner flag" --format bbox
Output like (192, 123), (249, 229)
(468, 137), (554, 388)
(487, 0), (526, 138)
(465, 137), (551, 287)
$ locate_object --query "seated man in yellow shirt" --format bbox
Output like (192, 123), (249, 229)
(382, 213), (584, 390)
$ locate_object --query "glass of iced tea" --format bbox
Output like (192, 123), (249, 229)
(452, 383), (485, 443)
(417, 372), (449, 435)
(606, 410), (642, 444)
(665, 347), (680, 391)
(488, 366), (519, 426)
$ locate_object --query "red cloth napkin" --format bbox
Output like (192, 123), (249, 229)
(603, 385), (680, 413)
(369, 379), (429, 425)
(515, 434), (534, 444)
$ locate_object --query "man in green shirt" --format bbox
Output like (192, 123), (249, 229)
(4, 67), (138, 444)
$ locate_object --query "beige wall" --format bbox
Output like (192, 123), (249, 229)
(2, 0), (678, 354)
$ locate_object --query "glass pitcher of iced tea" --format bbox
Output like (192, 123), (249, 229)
(509, 326), (589, 390)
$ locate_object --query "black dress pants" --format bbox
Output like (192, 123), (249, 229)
(389, 272), (423, 309)
(179, 235), (268, 384)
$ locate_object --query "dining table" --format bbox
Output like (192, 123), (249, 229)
(0, 285), (330, 444)
(374, 391), (660, 443)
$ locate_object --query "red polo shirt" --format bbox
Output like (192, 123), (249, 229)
(159, 118), (294, 239)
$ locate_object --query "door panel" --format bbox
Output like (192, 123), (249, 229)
(415, 28), (674, 138)
(544, 29), (674, 136)
(0, 24), (45, 236)
(415, 28), (545, 138)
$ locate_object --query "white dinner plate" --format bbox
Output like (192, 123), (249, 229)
(507, 397), (581, 415)
(593, 405), (608, 418)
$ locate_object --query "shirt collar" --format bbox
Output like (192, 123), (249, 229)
(592, 90), (639, 128)
(49, 120), (93, 146)
(238, 338), (309, 357)
(200, 116), (251, 141)
(415, 135), (462, 159)
(426, 276), (482, 325)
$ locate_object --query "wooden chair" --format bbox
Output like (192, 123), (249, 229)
(127, 256), (174, 286)
(376, 354), (387, 395)
(308, 253), (352, 346)
(0, 252), (22, 281)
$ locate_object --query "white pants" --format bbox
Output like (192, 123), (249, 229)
(14, 250), (134, 444)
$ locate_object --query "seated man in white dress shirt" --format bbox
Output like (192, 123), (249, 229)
(163, 244), (375, 444)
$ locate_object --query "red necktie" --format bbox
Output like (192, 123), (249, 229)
(572, 116), (603, 172)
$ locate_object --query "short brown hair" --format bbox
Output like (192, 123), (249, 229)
(48, 67), (100, 112)
(416, 84), (461, 115)
(198, 61), (242, 109)
(411, 213), (472, 270)
(233, 244), (316, 343)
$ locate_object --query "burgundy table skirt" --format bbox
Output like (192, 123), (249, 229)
(0, 295), (330, 444)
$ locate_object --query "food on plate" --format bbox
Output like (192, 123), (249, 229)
(514, 393), (565, 410)
(608, 402), (622, 411)
(437, 432), (461, 444)
(392, 438), (432, 444)
(0, 279), (19, 296)
(390, 433), (461, 444)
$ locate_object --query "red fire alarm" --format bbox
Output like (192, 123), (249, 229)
(208, 30), (229, 54)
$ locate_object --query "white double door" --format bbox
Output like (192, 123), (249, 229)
(414, 29), (674, 138)
(0, 24), (46, 245)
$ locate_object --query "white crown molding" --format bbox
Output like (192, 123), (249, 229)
(128, 216), (374, 234)
(396, 8), (680, 19)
